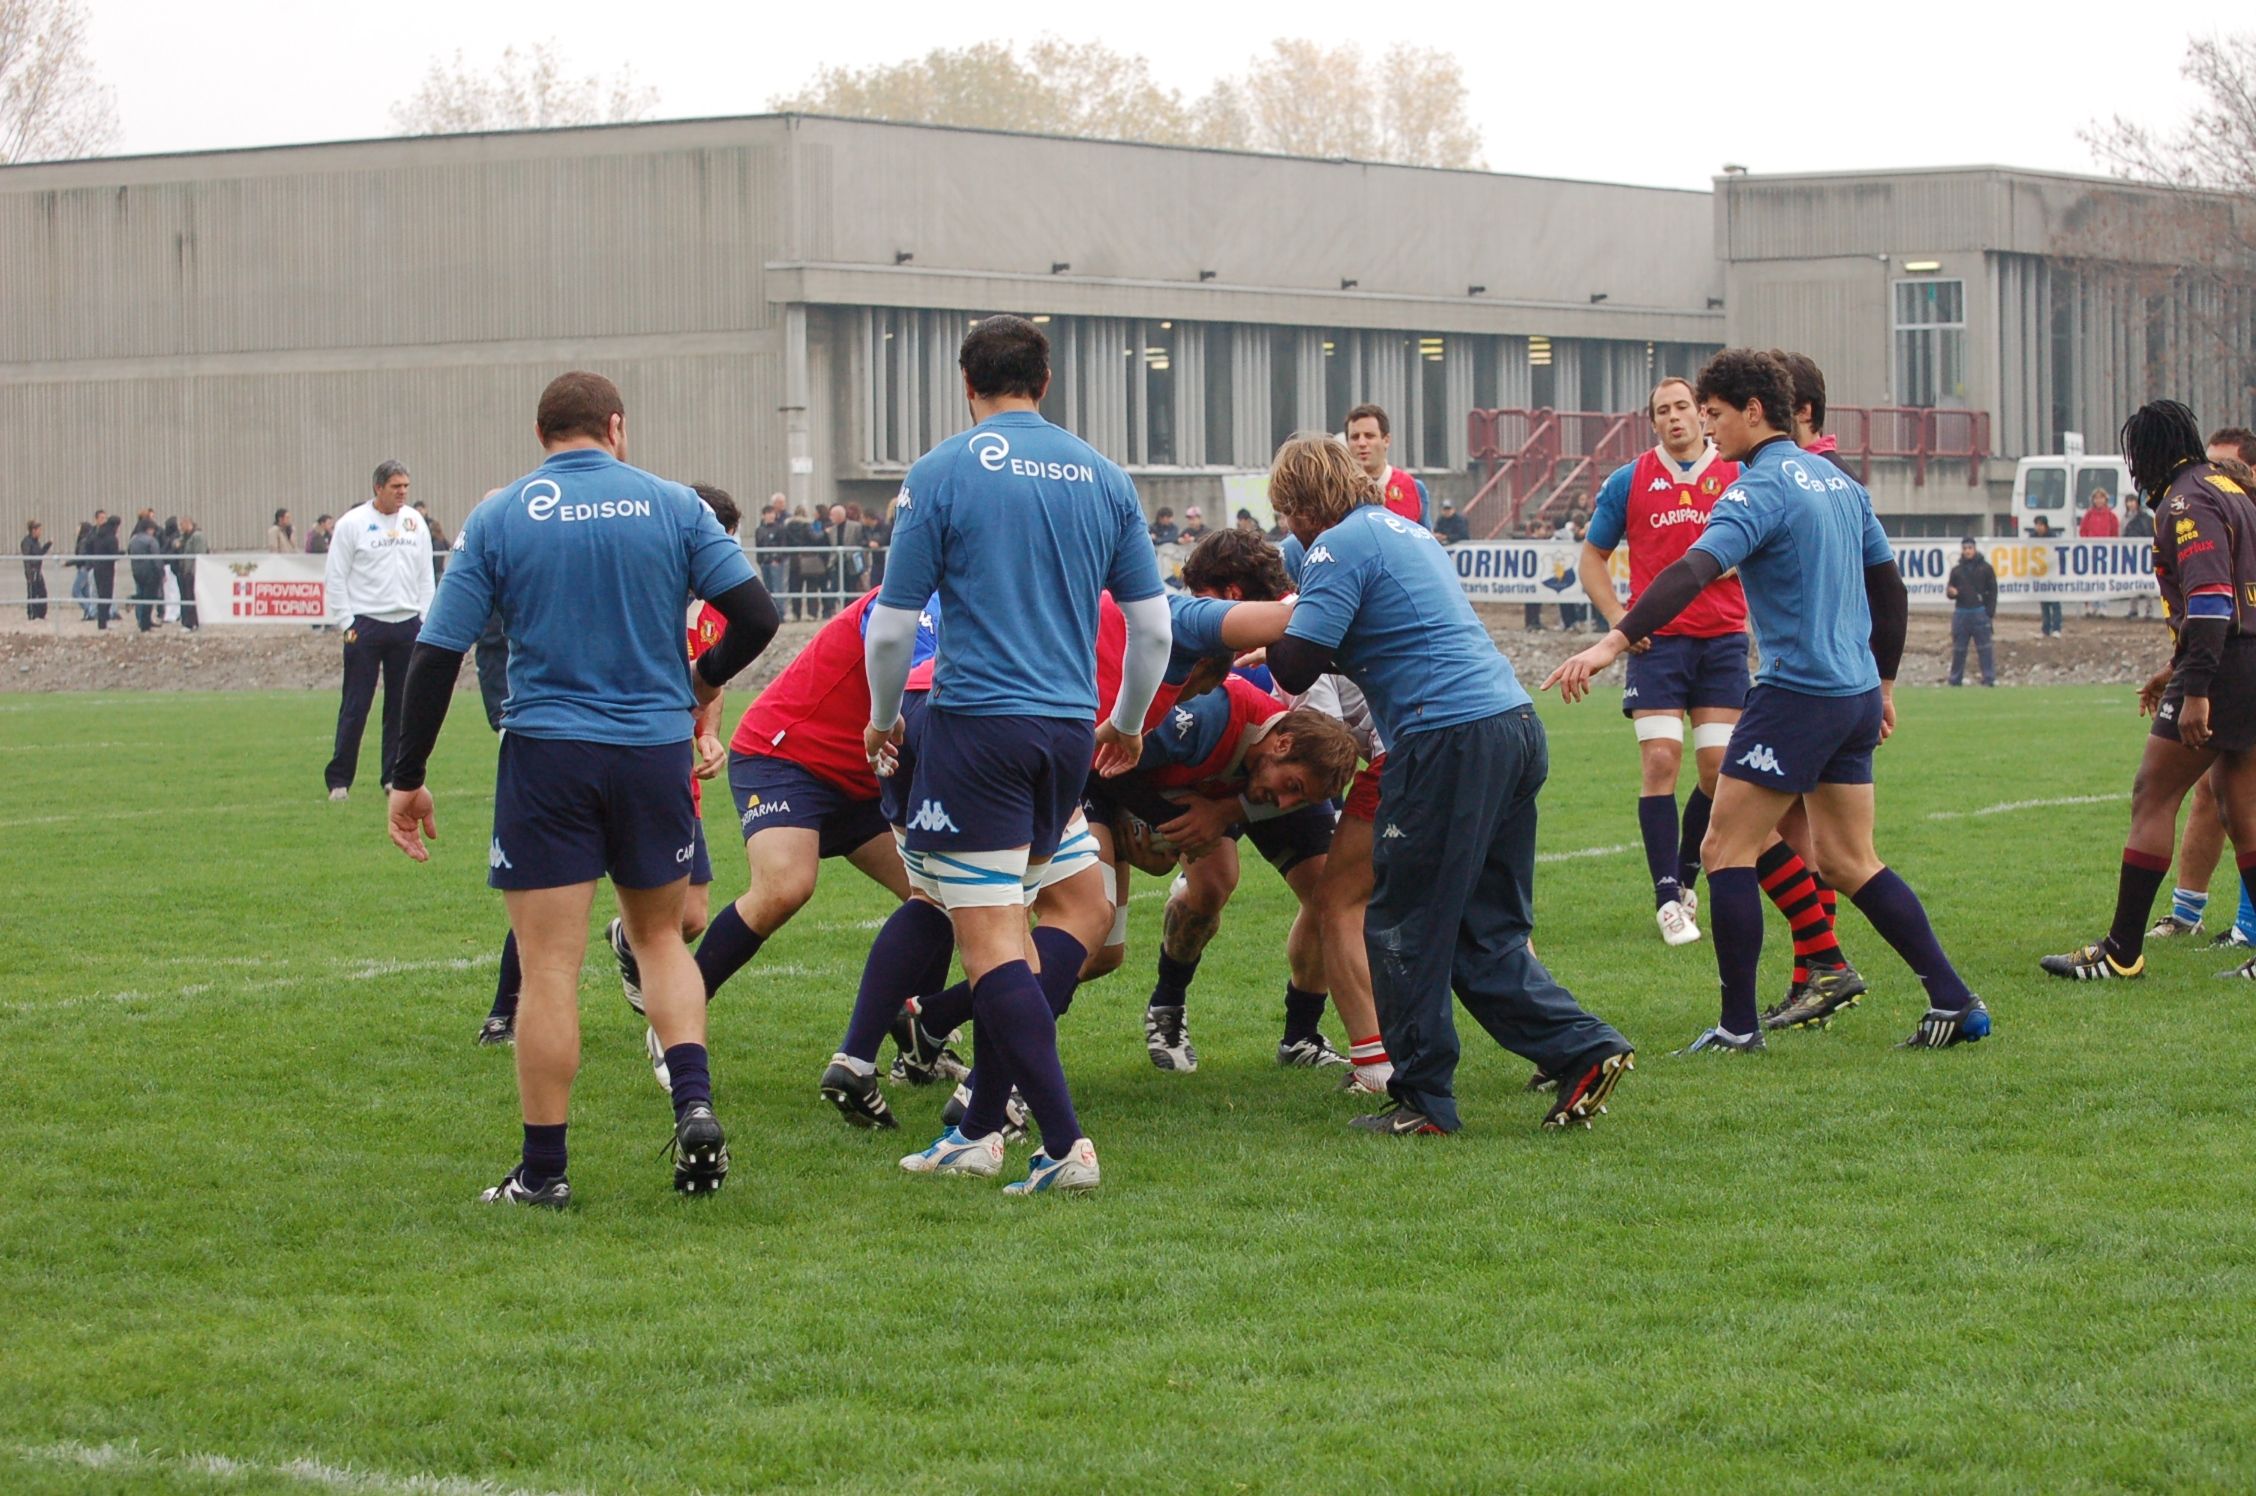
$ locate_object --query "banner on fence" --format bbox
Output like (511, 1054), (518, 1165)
(196, 552), (331, 623)
(1444, 537), (2158, 607)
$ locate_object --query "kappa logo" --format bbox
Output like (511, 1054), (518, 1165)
(907, 799), (961, 834)
(489, 838), (514, 870)
(1172, 705), (1196, 737)
(1622, 686), (1640, 699)
(1647, 476), (1672, 492)
(1381, 824), (1407, 840)
(1719, 487), (1750, 505)
(1735, 742), (1783, 776)
(895, 485), (914, 512)
(1305, 545), (1337, 566)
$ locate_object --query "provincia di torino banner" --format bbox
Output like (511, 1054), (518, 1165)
(191, 534), (2161, 627)
(1444, 536), (2160, 607)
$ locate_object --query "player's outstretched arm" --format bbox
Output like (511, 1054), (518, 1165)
(1217, 599), (1295, 650)
(386, 642), (465, 860)
(1864, 560), (1908, 741)
(692, 576), (781, 707)
(1543, 550), (1722, 701)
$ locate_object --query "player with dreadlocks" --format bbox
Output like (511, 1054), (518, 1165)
(2042, 400), (2256, 981)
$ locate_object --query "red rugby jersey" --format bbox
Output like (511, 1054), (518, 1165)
(1378, 468), (1424, 525)
(729, 590), (885, 799)
(1626, 447), (1748, 639)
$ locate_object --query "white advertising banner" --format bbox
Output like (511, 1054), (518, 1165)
(195, 552), (330, 624)
(1444, 537), (2158, 607)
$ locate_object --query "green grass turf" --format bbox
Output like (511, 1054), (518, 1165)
(2, 684), (2252, 1495)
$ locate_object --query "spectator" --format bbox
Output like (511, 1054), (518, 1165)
(21, 520), (50, 620)
(1179, 506), (1211, 543)
(268, 507), (296, 553)
(1433, 500), (1470, 545)
(174, 517), (206, 630)
(827, 502), (865, 618)
(2029, 516), (2063, 639)
(415, 502), (449, 581)
(1149, 506), (1179, 545)
(126, 516), (165, 632)
(755, 497), (790, 603)
(2122, 500), (2152, 538)
(305, 514), (336, 555)
(69, 510), (106, 620)
(1553, 513), (1587, 631)
(863, 498), (889, 587)
(783, 505), (824, 621)
(1235, 508), (1261, 536)
(1945, 537), (1998, 687)
(85, 514), (120, 629)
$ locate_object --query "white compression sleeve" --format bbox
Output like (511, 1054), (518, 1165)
(864, 602), (922, 729)
(1111, 592), (1173, 735)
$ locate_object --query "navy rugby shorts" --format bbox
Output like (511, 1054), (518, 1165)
(489, 734), (697, 891)
(727, 751), (891, 860)
(1622, 632), (1751, 717)
(1717, 684), (1884, 795)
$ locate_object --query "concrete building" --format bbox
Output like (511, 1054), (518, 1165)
(0, 114), (2247, 548)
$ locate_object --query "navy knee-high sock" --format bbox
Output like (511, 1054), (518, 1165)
(665, 1044), (712, 1120)
(1708, 866), (1764, 1035)
(1678, 788), (1713, 892)
(521, 1122), (567, 1187)
(1150, 949), (1199, 1008)
(2104, 849), (2171, 966)
(962, 960), (1080, 1156)
(840, 900), (954, 1063)
(1031, 926), (1089, 1017)
(693, 899), (765, 1002)
(1849, 867), (1973, 1009)
(490, 930), (521, 1021)
(1638, 794), (1681, 907)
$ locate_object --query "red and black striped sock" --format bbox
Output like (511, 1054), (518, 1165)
(1756, 843), (1843, 986)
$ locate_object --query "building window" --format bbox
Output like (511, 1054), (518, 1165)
(1270, 329), (1300, 454)
(1528, 335), (1556, 410)
(1144, 322), (1176, 465)
(1418, 335), (1447, 466)
(1203, 325), (1234, 467)
(1894, 279), (1967, 408)
(1323, 332), (1353, 430)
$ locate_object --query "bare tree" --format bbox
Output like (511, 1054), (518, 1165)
(2082, 32), (2256, 195)
(390, 41), (658, 135)
(0, 0), (118, 164)
(771, 35), (1486, 169)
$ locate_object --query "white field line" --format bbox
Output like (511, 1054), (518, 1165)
(0, 788), (492, 830)
(9, 1439), (588, 1496)
(1537, 841), (1638, 864)
(1927, 792), (2128, 822)
(0, 739), (132, 751)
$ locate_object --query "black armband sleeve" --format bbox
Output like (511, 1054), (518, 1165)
(694, 576), (782, 689)
(1616, 552), (1724, 643)
(1268, 634), (1337, 696)
(1865, 561), (1908, 681)
(390, 642), (467, 792)
(2176, 617), (2230, 699)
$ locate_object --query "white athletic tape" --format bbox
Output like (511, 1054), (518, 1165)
(1692, 721), (1737, 751)
(1108, 903), (1130, 947)
(1633, 715), (1684, 743)
(901, 845), (1030, 910)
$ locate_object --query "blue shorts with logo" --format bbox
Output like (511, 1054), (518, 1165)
(688, 818), (712, 884)
(727, 751), (891, 860)
(1233, 802), (1338, 875)
(490, 734), (698, 891)
(898, 702), (1094, 859)
(1622, 631), (1751, 717)
(1720, 684), (1885, 794)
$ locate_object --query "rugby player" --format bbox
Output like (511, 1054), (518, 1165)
(2042, 401), (2256, 983)
(2146, 427), (2256, 949)
(1547, 349), (1988, 1053)
(1115, 676), (1360, 1072)
(1260, 436), (1636, 1135)
(1344, 404), (1431, 526)
(387, 371), (780, 1206)
(481, 481), (742, 1054)
(608, 580), (941, 1093)
(855, 315), (1169, 1194)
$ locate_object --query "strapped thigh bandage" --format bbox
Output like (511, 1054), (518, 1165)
(1692, 721), (1737, 751)
(1633, 715), (1685, 743)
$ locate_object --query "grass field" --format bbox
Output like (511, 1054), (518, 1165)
(3, 684), (2253, 1494)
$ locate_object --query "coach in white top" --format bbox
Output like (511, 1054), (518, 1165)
(322, 459), (435, 800)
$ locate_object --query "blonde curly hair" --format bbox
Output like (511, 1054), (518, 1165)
(1268, 433), (1379, 534)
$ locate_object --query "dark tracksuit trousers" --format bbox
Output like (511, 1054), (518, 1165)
(1366, 705), (1629, 1131)
(326, 614), (421, 791)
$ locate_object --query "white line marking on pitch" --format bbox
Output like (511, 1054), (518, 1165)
(8, 1439), (588, 1496)
(1537, 842), (1638, 863)
(1927, 792), (2127, 822)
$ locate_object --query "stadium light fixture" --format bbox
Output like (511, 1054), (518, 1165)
(1589, 292), (1609, 304)
(1468, 284), (1486, 296)
(894, 250), (914, 264)
(1341, 277), (1359, 291)
(1051, 262), (1071, 275)
(1198, 269), (1217, 281)
(1706, 296), (1725, 310)
(1904, 259), (1942, 272)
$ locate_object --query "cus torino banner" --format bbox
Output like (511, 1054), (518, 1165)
(1446, 537), (2159, 607)
(195, 552), (330, 623)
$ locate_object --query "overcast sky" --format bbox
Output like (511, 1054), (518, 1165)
(87, 0), (2242, 188)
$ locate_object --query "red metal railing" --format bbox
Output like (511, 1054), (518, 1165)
(1467, 404), (1992, 537)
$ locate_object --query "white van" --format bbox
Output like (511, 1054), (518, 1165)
(2012, 452), (2135, 536)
